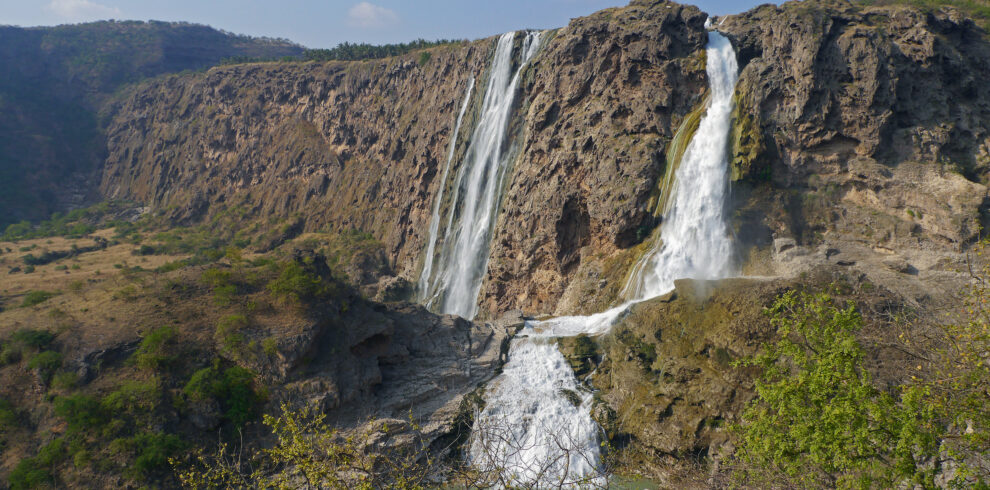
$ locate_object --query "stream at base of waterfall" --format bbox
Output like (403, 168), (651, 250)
(466, 30), (740, 485)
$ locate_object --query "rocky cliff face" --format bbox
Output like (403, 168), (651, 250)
(717, 0), (989, 310)
(0, 21), (303, 227)
(102, 42), (491, 279)
(477, 2), (709, 317)
(101, 1), (712, 319)
(100, 1), (990, 321)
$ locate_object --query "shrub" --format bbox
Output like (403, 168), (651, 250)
(184, 365), (264, 427)
(267, 260), (335, 303)
(127, 432), (185, 479)
(112, 285), (139, 301)
(0, 342), (21, 365)
(101, 378), (161, 416)
(156, 259), (189, 273)
(27, 351), (62, 383)
(73, 449), (90, 468)
(20, 290), (59, 307)
(262, 338), (278, 357)
(213, 284), (237, 305)
(54, 395), (107, 431)
(8, 438), (66, 490)
(215, 314), (249, 353)
(133, 244), (160, 256)
(202, 267), (239, 305)
(132, 326), (178, 370)
(51, 371), (78, 390)
(10, 328), (55, 349)
(0, 397), (17, 429)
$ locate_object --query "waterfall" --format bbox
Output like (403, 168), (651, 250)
(418, 77), (475, 302)
(420, 31), (542, 319)
(469, 30), (739, 484)
(468, 340), (601, 486)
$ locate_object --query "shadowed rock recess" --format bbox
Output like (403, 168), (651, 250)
(3, 0), (990, 485)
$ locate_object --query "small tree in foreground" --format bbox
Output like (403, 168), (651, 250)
(172, 403), (434, 489)
(927, 243), (990, 485)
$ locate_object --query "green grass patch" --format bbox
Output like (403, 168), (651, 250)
(20, 290), (60, 308)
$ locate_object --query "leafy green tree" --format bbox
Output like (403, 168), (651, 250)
(733, 290), (942, 488)
(132, 325), (179, 370)
(921, 242), (990, 485)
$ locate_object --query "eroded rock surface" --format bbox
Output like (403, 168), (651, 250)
(270, 300), (510, 444)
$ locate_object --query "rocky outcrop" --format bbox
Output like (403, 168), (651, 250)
(268, 300), (512, 444)
(720, 1), (990, 250)
(584, 268), (928, 483)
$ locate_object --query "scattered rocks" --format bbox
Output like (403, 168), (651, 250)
(74, 339), (140, 384)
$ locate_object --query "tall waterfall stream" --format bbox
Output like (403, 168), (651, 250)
(418, 31), (542, 320)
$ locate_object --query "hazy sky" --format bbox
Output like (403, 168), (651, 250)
(0, 0), (771, 48)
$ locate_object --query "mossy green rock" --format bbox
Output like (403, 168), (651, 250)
(729, 77), (768, 182)
(590, 277), (785, 480)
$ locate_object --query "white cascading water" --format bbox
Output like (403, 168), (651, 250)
(418, 77), (475, 302)
(420, 31), (542, 319)
(469, 30), (739, 484)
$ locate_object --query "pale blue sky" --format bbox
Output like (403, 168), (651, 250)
(0, 0), (770, 48)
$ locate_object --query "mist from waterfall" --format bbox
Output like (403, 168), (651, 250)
(468, 30), (739, 484)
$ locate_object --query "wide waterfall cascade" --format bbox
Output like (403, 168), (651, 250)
(469, 31), (739, 484)
(420, 31), (542, 319)
(417, 77), (475, 303)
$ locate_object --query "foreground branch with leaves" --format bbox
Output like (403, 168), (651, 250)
(732, 275), (990, 488)
(172, 403), (436, 489)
